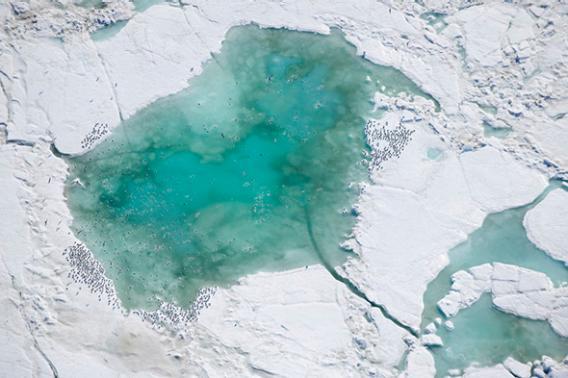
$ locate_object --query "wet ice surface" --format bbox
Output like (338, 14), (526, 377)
(66, 25), (427, 310)
(4, 0), (568, 375)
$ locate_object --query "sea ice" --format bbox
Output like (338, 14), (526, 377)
(1, 0), (567, 376)
(524, 189), (568, 266)
(437, 263), (568, 337)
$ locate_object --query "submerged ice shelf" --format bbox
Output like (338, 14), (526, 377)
(66, 25), (429, 311)
(421, 182), (568, 376)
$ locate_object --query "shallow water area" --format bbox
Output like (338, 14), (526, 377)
(420, 11), (447, 32)
(422, 183), (568, 376)
(434, 295), (568, 376)
(426, 147), (443, 160)
(483, 122), (511, 139)
(66, 25), (427, 311)
(132, 0), (164, 12)
(77, 0), (162, 10)
(91, 20), (128, 41)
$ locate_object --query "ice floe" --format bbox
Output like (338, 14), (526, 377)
(524, 189), (568, 266)
(437, 263), (568, 337)
(1, 0), (567, 376)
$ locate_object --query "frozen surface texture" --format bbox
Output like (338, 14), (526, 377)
(1, 0), (567, 376)
(343, 136), (546, 330)
(437, 263), (568, 337)
(524, 189), (568, 266)
(65, 26), (428, 311)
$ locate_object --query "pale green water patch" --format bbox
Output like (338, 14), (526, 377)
(66, 25), (432, 311)
(422, 182), (568, 376)
(89, 0), (163, 40)
(483, 121), (511, 139)
(427, 147), (443, 160)
(457, 43), (468, 71)
(133, 0), (164, 12)
(420, 12), (447, 32)
(477, 103), (498, 115)
(88, 0), (166, 41)
(91, 20), (128, 41)
(433, 295), (568, 375)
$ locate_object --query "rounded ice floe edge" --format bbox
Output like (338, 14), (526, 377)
(417, 260), (568, 377)
(63, 241), (218, 333)
(435, 262), (568, 338)
(3, 0), (568, 376)
(460, 355), (568, 378)
(524, 188), (568, 267)
(0, 139), (421, 376)
(5, 0), (568, 184)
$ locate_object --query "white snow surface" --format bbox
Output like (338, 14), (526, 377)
(462, 364), (513, 378)
(503, 357), (532, 378)
(343, 126), (546, 330)
(400, 345), (436, 378)
(0, 0), (567, 376)
(524, 189), (568, 266)
(198, 266), (410, 377)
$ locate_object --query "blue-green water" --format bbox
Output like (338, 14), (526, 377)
(78, 0), (162, 10)
(427, 147), (443, 160)
(132, 0), (163, 12)
(84, 0), (164, 42)
(91, 20), (128, 41)
(67, 26), (430, 310)
(478, 103), (498, 116)
(483, 122), (511, 139)
(420, 12), (447, 32)
(434, 294), (568, 375)
(89, 0), (161, 41)
(422, 183), (568, 376)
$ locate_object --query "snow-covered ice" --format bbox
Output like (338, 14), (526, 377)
(524, 189), (568, 266)
(1, 0), (567, 376)
(437, 263), (568, 337)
